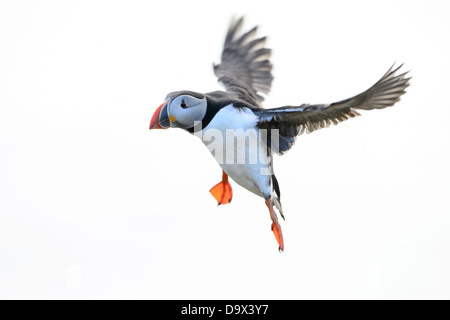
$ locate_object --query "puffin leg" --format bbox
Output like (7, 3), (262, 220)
(265, 198), (285, 252)
(209, 170), (233, 205)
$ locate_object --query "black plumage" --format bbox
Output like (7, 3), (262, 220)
(213, 17), (274, 107)
(213, 18), (410, 155)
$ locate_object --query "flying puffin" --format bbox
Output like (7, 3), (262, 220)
(149, 17), (410, 251)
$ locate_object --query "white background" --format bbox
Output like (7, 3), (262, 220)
(1, 0), (449, 299)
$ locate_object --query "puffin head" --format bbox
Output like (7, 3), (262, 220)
(149, 91), (207, 130)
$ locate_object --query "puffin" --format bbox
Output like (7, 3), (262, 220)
(149, 17), (410, 251)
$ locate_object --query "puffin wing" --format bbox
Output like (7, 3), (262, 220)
(214, 17), (273, 107)
(256, 64), (411, 154)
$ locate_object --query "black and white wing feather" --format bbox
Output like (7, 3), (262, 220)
(214, 17), (273, 107)
(256, 64), (411, 154)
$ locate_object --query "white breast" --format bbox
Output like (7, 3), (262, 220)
(197, 105), (272, 199)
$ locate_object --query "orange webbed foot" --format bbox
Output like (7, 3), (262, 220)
(210, 171), (233, 205)
(271, 221), (285, 252)
(266, 198), (285, 252)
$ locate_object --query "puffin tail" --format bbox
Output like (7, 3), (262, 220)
(271, 174), (285, 220)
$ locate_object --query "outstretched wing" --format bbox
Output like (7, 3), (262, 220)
(214, 17), (273, 107)
(256, 64), (411, 154)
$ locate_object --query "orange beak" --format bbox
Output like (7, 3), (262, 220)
(149, 102), (170, 129)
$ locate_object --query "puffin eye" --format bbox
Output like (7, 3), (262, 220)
(180, 99), (188, 109)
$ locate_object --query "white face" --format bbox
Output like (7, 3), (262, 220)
(167, 94), (207, 129)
